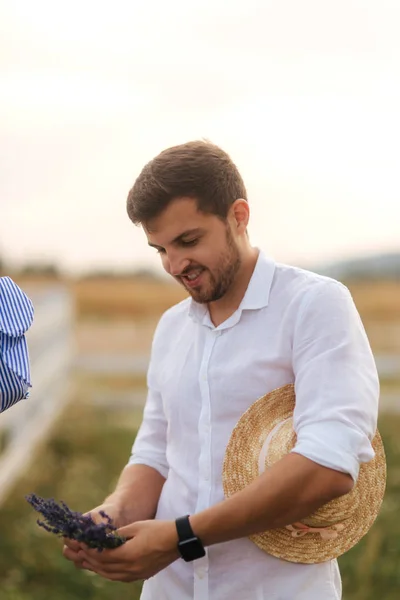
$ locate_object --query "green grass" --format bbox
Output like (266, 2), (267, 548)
(339, 413), (400, 599)
(0, 402), (143, 600)
(0, 402), (399, 599)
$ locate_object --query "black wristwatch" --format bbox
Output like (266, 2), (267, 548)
(175, 515), (206, 562)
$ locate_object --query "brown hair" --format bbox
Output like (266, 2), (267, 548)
(126, 140), (247, 225)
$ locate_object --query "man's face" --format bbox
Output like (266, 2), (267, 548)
(145, 198), (241, 303)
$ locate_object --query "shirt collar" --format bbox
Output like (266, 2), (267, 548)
(239, 250), (275, 311)
(188, 250), (275, 327)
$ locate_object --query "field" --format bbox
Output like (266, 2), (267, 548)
(71, 277), (400, 357)
(72, 276), (187, 320)
(15, 273), (400, 350)
(71, 277), (400, 320)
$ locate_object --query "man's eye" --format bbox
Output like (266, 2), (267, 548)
(156, 248), (166, 254)
(181, 239), (198, 247)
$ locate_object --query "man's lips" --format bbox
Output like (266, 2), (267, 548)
(181, 268), (204, 287)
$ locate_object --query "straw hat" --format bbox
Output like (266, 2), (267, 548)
(222, 384), (386, 564)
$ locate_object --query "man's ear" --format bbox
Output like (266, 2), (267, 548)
(230, 199), (250, 234)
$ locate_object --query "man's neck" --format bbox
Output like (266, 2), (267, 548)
(208, 247), (259, 327)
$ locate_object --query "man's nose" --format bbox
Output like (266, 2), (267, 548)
(166, 252), (191, 277)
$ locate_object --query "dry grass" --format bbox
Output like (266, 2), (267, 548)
(73, 278), (187, 319)
(72, 277), (400, 320)
(346, 280), (400, 321)
(75, 318), (157, 354)
(15, 273), (400, 323)
(15, 274), (400, 353)
(71, 277), (400, 353)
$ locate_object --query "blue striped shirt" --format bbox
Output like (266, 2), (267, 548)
(0, 277), (34, 412)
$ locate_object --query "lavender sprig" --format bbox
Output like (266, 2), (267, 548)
(26, 493), (126, 552)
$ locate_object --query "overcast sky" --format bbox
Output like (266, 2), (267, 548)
(1, 0), (399, 274)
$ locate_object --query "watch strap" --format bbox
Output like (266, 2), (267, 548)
(175, 515), (206, 562)
(175, 515), (194, 542)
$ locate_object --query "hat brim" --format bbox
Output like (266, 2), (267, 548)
(222, 384), (387, 564)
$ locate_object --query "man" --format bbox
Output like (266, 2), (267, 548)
(0, 276), (33, 412)
(64, 141), (379, 599)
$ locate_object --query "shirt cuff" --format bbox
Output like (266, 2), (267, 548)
(127, 456), (169, 480)
(291, 420), (375, 482)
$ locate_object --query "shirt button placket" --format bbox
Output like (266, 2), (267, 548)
(194, 328), (218, 600)
(197, 329), (217, 508)
(194, 555), (209, 599)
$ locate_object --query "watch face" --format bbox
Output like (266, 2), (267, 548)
(178, 537), (206, 562)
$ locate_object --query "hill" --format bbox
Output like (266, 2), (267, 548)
(313, 252), (400, 281)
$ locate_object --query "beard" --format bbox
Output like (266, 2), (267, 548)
(179, 225), (242, 304)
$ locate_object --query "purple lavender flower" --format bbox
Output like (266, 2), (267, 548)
(26, 494), (126, 551)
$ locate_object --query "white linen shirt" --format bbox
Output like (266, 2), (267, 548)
(129, 251), (379, 600)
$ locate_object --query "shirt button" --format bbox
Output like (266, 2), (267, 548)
(197, 568), (205, 579)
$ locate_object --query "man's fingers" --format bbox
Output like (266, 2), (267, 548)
(63, 537), (81, 551)
(81, 562), (137, 582)
(63, 544), (85, 568)
(81, 544), (130, 564)
(78, 552), (128, 574)
(83, 510), (103, 524)
(116, 522), (140, 538)
(63, 545), (77, 560)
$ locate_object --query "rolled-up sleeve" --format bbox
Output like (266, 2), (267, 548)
(291, 280), (379, 482)
(128, 319), (169, 479)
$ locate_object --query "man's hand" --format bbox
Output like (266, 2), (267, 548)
(62, 502), (124, 570)
(75, 519), (180, 582)
(62, 464), (167, 574)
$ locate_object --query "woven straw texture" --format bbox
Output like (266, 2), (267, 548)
(222, 384), (386, 564)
